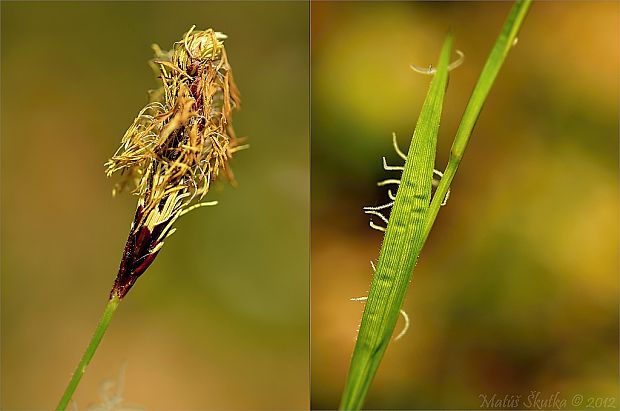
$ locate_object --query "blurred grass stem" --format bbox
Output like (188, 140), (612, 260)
(56, 296), (121, 411)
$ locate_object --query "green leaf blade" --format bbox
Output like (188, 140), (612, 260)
(339, 33), (454, 410)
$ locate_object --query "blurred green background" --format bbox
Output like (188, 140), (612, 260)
(1, 2), (308, 409)
(311, 1), (618, 410)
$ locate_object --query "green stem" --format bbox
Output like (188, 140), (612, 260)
(423, 0), (532, 241)
(56, 295), (121, 410)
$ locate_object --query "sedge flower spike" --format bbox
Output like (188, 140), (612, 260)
(55, 27), (243, 411)
(105, 27), (242, 299)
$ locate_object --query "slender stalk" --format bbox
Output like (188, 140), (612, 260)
(423, 0), (532, 240)
(56, 296), (121, 411)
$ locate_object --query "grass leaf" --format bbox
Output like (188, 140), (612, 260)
(339, 33), (454, 411)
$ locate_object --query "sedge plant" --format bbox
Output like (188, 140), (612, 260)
(339, 1), (532, 409)
(56, 27), (244, 410)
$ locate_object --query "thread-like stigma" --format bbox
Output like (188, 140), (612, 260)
(392, 132), (407, 160)
(377, 179), (402, 187)
(394, 309), (410, 341)
(368, 222), (387, 232)
(350, 296), (410, 341)
(364, 133), (450, 232)
(410, 50), (465, 75)
(382, 157), (404, 171)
